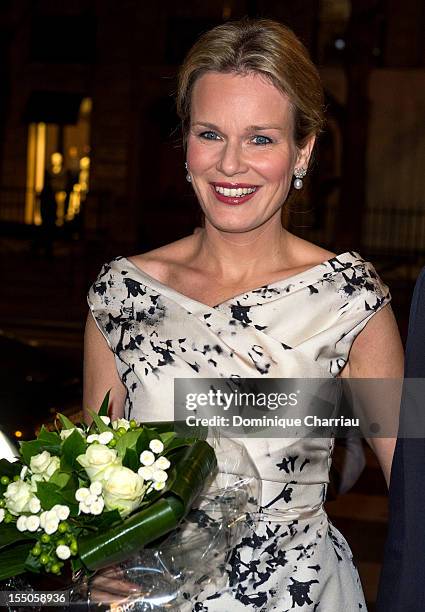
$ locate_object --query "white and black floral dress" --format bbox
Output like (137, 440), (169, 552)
(88, 251), (390, 611)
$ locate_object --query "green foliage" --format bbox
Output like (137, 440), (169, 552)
(77, 440), (216, 572)
(115, 429), (142, 459)
(0, 542), (34, 580)
(122, 447), (140, 472)
(0, 391), (218, 582)
(24, 551), (42, 574)
(98, 391), (111, 417)
(0, 459), (21, 494)
(0, 524), (36, 550)
(36, 480), (78, 515)
(87, 410), (111, 434)
(57, 413), (76, 431)
(0, 458), (21, 478)
(60, 429), (86, 470)
(20, 427), (62, 464)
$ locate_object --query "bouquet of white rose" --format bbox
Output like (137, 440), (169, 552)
(0, 393), (216, 582)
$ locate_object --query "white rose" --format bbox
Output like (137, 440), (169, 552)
(100, 416), (111, 425)
(0, 509), (5, 522)
(98, 431), (114, 445)
(30, 452), (60, 481)
(39, 511), (48, 528)
(149, 439), (164, 454)
(154, 456), (170, 471)
(44, 517), (59, 535)
(26, 515), (40, 532)
(79, 501), (91, 514)
(102, 466), (147, 517)
(45, 456), (60, 479)
(30, 451), (51, 473)
(29, 497), (41, 514)
(112, 418), (130, 431)
(56, 545), (71, 560)
(152, 469), (168, 483)
(4, 480), (33, 515)
(139, 451), (155, 466)
(75, 488), (90, 503)
(89, 481), (102, 496)
(90, 498), (104, 515)
(16, 516), (28, 531)
(76, 445), (120, 481)
(52, 504), (70, 521)
(138, 466), (154, 480)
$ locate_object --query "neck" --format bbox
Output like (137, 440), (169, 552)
(193, 216), (292, 284)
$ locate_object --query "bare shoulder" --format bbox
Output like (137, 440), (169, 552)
(285, 233), (336, 269)
(128, 234), (197, 283)
(341, 304), (404, 378)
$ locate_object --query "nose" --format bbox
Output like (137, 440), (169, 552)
(216, 140), (249, 176)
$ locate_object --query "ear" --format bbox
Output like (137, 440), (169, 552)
(295, 134), (316, 169)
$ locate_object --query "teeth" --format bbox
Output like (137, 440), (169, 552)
(214, 186), (256, 197)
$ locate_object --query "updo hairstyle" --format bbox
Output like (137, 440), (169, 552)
(176, 18), (325, 156)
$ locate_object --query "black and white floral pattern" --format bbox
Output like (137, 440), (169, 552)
(88, 251), (390, 610)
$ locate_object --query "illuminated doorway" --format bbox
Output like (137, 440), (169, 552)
(25, 97), (91, 229)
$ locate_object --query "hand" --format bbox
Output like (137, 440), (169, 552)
(89, 565), (141, 607)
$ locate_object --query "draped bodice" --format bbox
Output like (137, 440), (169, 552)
(88, 252), (390, 517)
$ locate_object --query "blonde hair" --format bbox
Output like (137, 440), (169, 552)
(176, 18), (325, 152)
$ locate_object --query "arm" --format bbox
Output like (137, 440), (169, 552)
(83, 311), (127, 424)
(340, 304), (404, 486)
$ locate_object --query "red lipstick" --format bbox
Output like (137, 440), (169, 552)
(210, 182), (260, 206)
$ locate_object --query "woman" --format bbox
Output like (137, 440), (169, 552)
(84, 18), (403, 610)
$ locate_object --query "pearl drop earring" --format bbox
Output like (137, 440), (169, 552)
(185, 161), (192, 183)
(293, 167), (307, 190)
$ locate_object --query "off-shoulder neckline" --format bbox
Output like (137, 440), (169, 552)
(114, 252), (362, 311)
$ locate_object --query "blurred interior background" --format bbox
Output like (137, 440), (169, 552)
(0, 1), (424, 608)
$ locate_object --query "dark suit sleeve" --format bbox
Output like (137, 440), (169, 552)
(377, 268), (425, 611)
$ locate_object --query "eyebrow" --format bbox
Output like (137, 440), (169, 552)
(191, 121), (284, 132)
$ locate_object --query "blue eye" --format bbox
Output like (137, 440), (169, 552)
(252, 135), (272, 145)
(199, 131), (219, 140)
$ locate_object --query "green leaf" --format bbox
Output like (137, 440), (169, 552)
(0, 458), (22, 494)
(36, 481), (78, 513)
(82, 509), (122, 531)
(87, 410), (111, 434)
(98, 391), (111, 417)
(77, 439), (217, 572)
(116, 429), (143, 459)
(57, 413), (76, 430)
(79, 496), (184, 571)
(37, 427), (62, 454)
(61, 429), (86, 470)
(48, 470), (75, 490)
(168, 441), (217, 510)
(134, 429), (150, 456)
(24, 552), (42, 574)
(0, 524), (36, 550)
(0, 542), (34, 580)
(163, 437), (194, 454)
(20, 428), (62, 464)
(20, 440), (44, 465)
(122, 447), (140, 472)
(159, 431), (176, 447)
(0, 458), (21, 478)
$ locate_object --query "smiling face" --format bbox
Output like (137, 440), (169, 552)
(186, 71), (315, 233)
